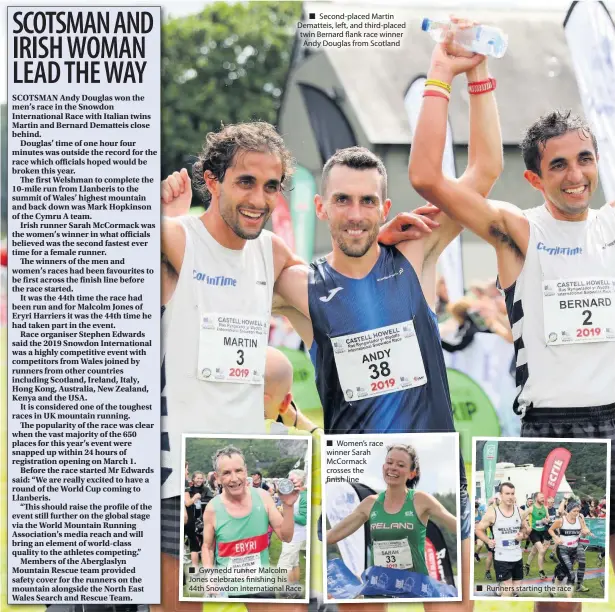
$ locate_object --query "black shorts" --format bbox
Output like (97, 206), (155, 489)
(529, 529), (548, 545)
(494, 558), (524, 582)
(184, 520), (201, 553)
(522, 403), (615, 535)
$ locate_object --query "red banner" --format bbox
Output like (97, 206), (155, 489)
(424, 538), (441, 581)
(541, 447), (572, 500)
(271, 192), (295, 250)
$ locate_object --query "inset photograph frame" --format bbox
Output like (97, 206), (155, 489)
(322, 433), (462, 603)
(179, 434), (312, 604)
(471, 437), (610, 602)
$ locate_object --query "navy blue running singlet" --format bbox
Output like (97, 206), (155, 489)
(309, 246), (455, 436)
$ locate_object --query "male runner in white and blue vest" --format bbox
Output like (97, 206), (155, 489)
(272, 48), (503, 612)
(402, 27), (615, 596)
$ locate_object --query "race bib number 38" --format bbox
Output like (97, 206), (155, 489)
(331, 320), (427, 401)
(198, 313), (268, 383)
(542, 277), (615, 345)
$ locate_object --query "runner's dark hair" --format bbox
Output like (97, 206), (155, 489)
(386, 444), (420, 489)
(520, 110), (598, 176)
(321, 146), (388, 200)
(192, 122), (294, 202)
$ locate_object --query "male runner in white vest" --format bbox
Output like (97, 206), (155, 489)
(475, 482), (532, 597)
(404, 30), (615, 598)
(158, 123), (306, 612)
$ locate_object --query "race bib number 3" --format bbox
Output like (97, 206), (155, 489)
(372, 539), (413, 570)
(198, 313), (268, 384)
(542, 277), (615, 345)
(331, 320), (427, 401)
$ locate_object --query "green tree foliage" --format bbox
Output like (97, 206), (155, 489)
(185, 437), (307, 478)
(161, 1), (301, 192)
(475, 441), (607, 499)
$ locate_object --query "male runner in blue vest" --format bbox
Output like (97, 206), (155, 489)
(273, 51), (502, 611)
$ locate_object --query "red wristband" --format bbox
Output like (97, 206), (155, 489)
(423, 90), (449, 101)
(468, 77), (496, 95)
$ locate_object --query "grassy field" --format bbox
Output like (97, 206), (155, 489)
(473, 547), (605, 599)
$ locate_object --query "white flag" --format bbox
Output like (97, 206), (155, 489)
(565, 0), (615, 201)
(405, 76), (464, 301)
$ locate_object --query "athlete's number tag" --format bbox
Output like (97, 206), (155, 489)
(542, 277), (615, 345)
(198, 313), (268, 384)
(372, 539), (413, 570)
(331, 320), (427, 401)
(230, 553), (260, 571)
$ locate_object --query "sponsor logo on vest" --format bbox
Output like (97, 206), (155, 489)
(377, 267), (404, 282)
(320, 287), (343, 302)
(404, 510), (414, 517)
(371, 522), (414, 530)
(603, 238), (615, 250)
(193, 270), (237, 286)
(536, 242), (582, 256)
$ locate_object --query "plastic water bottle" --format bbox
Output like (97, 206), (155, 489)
(421, 18), (508, 59)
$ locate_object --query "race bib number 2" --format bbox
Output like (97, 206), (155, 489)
(198, 313), (268, 384)
(542, 277), (615, 345)
(332, 320), (427, 401)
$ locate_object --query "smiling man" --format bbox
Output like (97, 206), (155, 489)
(406, 33), (615, 594)
(272, 52), (503, 611)
(158, 122), (303, 612)
(202, 445), (299, 598)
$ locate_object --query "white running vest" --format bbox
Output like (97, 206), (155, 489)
(559, 515), (581, 548)
(492, 505), (522, 562)
(510, 204), (615, 413)
(161, 216), (274, 498)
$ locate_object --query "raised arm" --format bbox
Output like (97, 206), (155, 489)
(161, 168), (193, 274)
(415, 491), (457, 533)
(264, 488), (296, 543)
(408, 36), (530, 287)
(327, 496), (374, 546)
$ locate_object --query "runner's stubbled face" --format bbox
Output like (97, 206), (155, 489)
(217, 454), (248, 498)
(382, 449), (416, 487)
(320, 165), (390, 258)
(534, 130), (599, 218)
(216, 150), (283, 240)
(500, 486), (515, 507)
(535, 493), (545, 506)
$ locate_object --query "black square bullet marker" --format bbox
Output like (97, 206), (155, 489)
(309, 13), (316, 19)
(476, 585), (483, 592)
(189, 567), (196, 574)
(326, 440), (333, 446)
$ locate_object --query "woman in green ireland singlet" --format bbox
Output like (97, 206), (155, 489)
(327, 444), (457, 577)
